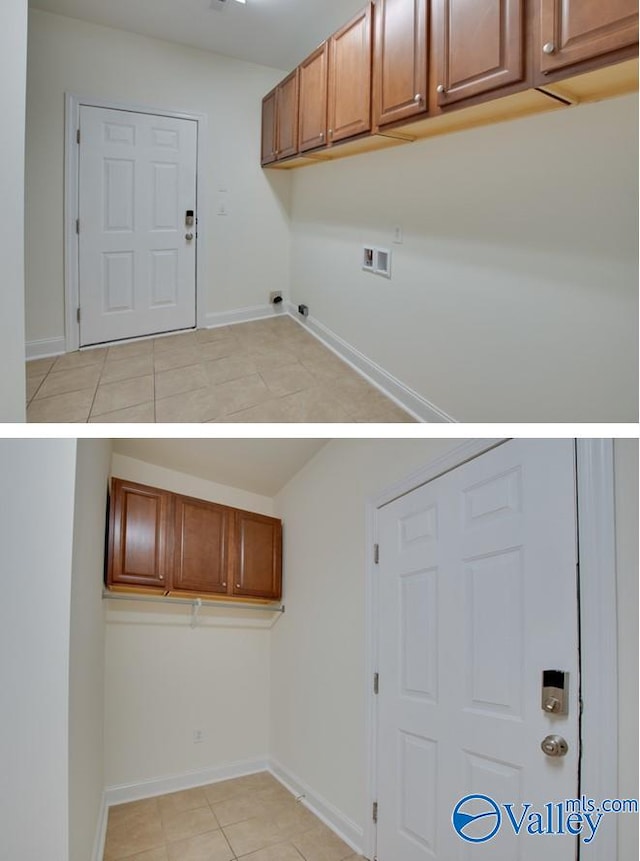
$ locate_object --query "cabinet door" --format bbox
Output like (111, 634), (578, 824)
(328, 4), (373, 144)
(261, 89), (277, 165)
(108, 479), (171, 589)
(276, 69), (299, 159)
(173, 496), (231, 594)
(436, 0), (525, 107)
(538, 0), (639, 74)
(232, 511), (282, 600)
(299, 42), (329, 152)
(374, 0), (429, 128)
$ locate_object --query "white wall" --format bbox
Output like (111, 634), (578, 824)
(0, 440), (78, 861)
(613, 438), (639, 859)
(271, 439), (459, 836)
(25, 9), (291, 349)
(272, 438), (639, 850)
(68, 439), (112, 861)
(290, 95), (639, 422)
(0, 0), (27, 419)
(104, 454), (274, 789)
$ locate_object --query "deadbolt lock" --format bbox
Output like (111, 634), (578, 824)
(541, 670), (569, 715)
(185, 209), (195, 227)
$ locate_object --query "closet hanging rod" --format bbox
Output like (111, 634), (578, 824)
(102, 590), (285, 613)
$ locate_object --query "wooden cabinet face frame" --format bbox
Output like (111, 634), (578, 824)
(373, 0), (429, 128)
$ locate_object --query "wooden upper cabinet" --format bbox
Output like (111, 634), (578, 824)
(435, 0), (526, 107)
(374, 0), (429, 128)
(299, 42), (329, 152)
(173, 496), (231, 595)
(537, 0), (639, 75)
(328, 4), (374, 143)
(232, 511), (282, 601)
(276, 69), (299, 159)
(107, 478), (171, 590)
(261, 89), (277, 165)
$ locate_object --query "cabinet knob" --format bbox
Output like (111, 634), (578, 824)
(320, 131), (324, 140)
(543, 42), (556, 55)
(236, 583), (241, 588)
(414, 94), (422, 103)
(159, 575), (164, 580)
(222, 582), (227, 587)
(328, 129), (333, 137)
(436, 84), (445, 94)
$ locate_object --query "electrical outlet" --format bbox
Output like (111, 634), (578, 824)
(193, 730), (204, 744)
(362, 247), (375, 271)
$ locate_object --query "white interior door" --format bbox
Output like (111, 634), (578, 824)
(375, 440), (579, 860)
(78, 106), (197, 347)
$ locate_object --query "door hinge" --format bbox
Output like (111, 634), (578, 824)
(76, 307), (81, 323)
(373, 672), (379, 695)
(372, 801), (378, 823)
(374, 543), (379, 564)
(76, 129), (81, 144)
(75, 218), (80, 235)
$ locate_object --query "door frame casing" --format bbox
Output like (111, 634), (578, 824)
(364, 439), (618, 861)
(64, 93), (208, 353)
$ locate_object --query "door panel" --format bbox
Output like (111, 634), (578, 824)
(436, 0), (525, 106)
(79, 106), (197, 346)
(233, 511), (282, 600)
(374, 0), (429, 128)
(261, 89), (277, 164)
(328, 4), (373, 143)
(299, 42), (329, 152)
(376, 440), (578, 860)
(276, 70), (299, 159)
(173, 496), (230, 594)
(538, 0), (639, 74)
(108, 479), (172, 590)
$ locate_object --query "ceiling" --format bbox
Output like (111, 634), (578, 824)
(111, 438), (328, 496)
(29, 0), (367, 70)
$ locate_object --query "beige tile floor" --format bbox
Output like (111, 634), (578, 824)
(104, 772), (364, 861)
(26, 317), (414, 423)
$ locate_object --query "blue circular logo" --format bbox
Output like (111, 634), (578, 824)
(452, 794), (502, 843)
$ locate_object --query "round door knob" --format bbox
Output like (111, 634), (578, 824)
(541, 734), (569, 757)
(185, 233), (194, 241)
(543, 42), (556, 54)
(436, 84), (445, 94)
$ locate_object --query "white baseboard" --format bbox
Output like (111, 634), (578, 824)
(268, 759), (364, 857)
(284, 303), (455, 423)
(204, 303), (286, 330)
(104, 757), (268, 807)
(92, 792), (108, 861)
(25, 337), (66, 361)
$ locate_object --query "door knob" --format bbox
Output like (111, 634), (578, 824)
(543, 42), (556, 54)
(185, 233), (194, 241)
(541, 735), (568, 757)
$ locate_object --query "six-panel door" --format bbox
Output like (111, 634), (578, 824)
(78, 106), (198, 346)
(173, 496), (231, 594)
(108, 478), (172, 590)
(233, 511), (283, 600)
(435, 0), (526, 107)
(537, 0), (639, 75)
(374, 0), (429, 128)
